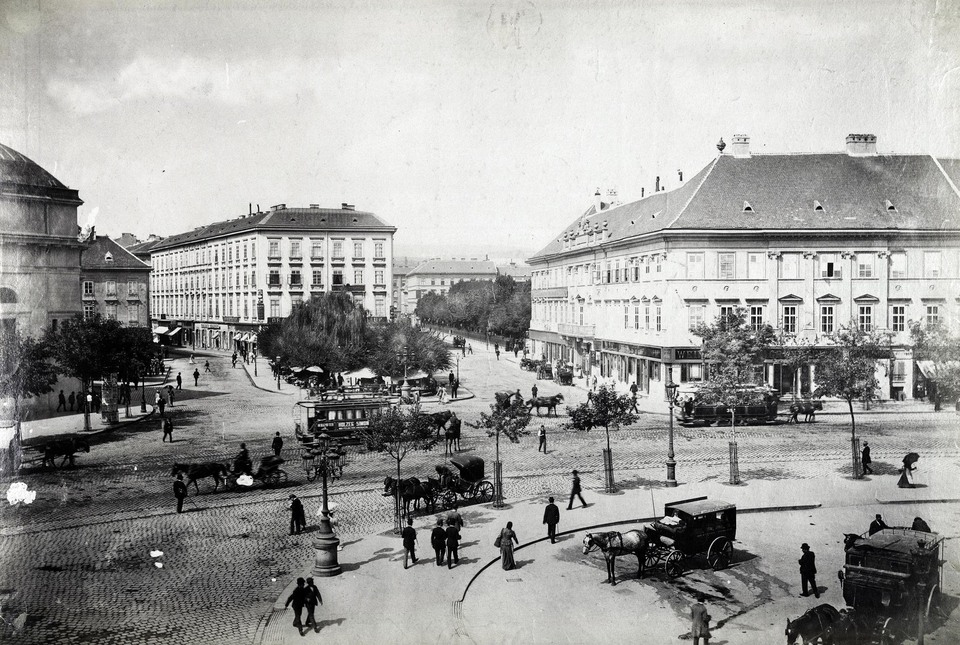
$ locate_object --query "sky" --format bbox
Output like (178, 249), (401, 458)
(3, 0), (960, 261)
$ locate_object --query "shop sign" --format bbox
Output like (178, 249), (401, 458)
(672, 348), (702, 361)
(223, 316), (240, 323)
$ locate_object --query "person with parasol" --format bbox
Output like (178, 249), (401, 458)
(898, 452), (919, 488)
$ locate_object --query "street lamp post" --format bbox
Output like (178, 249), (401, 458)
(140, 370), (147, 413)
(455, 356), (459, 382)
(311, 432), (345, 577)
(397, 347), (411, 401)
(665, 380), (679, 487)
(275, 356), (281, 391)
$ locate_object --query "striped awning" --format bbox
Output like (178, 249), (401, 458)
(153, 326), (170, 335)
(233, 333), (242, 341)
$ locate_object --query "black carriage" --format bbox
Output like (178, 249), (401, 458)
(832, 527), (944, 644)
(253, 455), (288, 486)
(643, 497), (737, 578)
(555, 365), (574, 385)
(451, 335), (466, 349)
(434, 455), (495, 509)
(536, 363), (553, 380)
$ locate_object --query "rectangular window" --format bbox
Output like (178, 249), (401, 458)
(290, 270), (302, 286)
(624, 303), (629, 329)
(719, 305), (735, 321)
(782, 305), (797, 333)
(645, 257), (651, 274)
(820, 305), (835, 333)
(106, 304), (117, 320)
(681, 363), (703, 382)
(243, 272), (248, 287)
(250, 241), (255, 260)
(269, 299), (280, 318)
(375, 270), (384, 285)
(655, 303), (662, 331)
(688, 304), (705, 330)
(857, 255), (874, 278)
(291, 295), (303, 308)
(375, 296), (386, 317)
(243, 244), (248, 260)
(250, 271), (255, 287)
(718, 253), (735, 280)
(311, 240), (323, 259)
(644, 303), (651, 329)
(353, 241), (363, 258)
(780, 254), (799, 279)
(83, 281), (94, 296)
(128, 304), (139, 326)
(655, 255), (662, 273)
(889, 253), (906, 279)
(290, 240), (301, 258)
(106, 281), (116, 297)
(858, 305), (873, 330)
(604, 262), (611, 284)
(891, 305), (905, 332)
(593, 264), (601, 284)
(354, 269), (364, 284)
(268, 270), (280, 286)
(268, 240), (280, 258)
(312, 270), (323, 286)
(749, 305), (764, 330)
(820, 254), (841, 278)
(747, 253), (764, 279)
(83, 303), (95, 319)
(687, 253), (704, 279)
(127, 282), (138, 296)
(926, 304), (940, 327)
(375, 242), (384, 259)
(243, 300), (249, 318)
(614, 260), (621, 283)
(333, 269), (344, 286)
(634, 304), (640, 330)
(333, 241), (343, 259)
(924, 251), (941, 278)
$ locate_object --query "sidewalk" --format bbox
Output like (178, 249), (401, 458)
(19, 402), (157, 444)
(256, 458), (960, 645)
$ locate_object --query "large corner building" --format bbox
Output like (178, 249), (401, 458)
(527, 134), (960, 406)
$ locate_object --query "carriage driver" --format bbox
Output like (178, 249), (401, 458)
(234, 443), (252, 475)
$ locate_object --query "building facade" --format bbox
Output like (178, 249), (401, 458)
(147, 204), (396, 351)
(403, 259), (498, 315)
(80, 236), (151, 327)
(392, 256), (423, 316)
(527, 134), (960, 407)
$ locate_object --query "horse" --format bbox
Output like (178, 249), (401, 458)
(789, 400), (823, 423)
(785, 604), (843, 644)
(384, 476), (436, 516)
(494, 390), (523, 410)
(421, 410), (454, 438)
(527, 394), (564, 416)
(444, 417), (462, 455)
(171, 462), (229, 494)
(842, 533), (863, 551)
(41, 437), (91, 468)
(582, 530), (648, 586)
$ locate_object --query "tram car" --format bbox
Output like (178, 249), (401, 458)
(674, 385), (779, 427)
(293, 397), (390, 446)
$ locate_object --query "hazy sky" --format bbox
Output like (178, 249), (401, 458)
(3, 0), (959, 260)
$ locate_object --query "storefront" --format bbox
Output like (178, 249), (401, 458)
(598, 341), (664, 395)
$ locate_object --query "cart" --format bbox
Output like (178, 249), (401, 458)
(643, 497), (737, 578)
(253, 455), (288, 486)
(536, 363), (553, 380)
(434, 455), (495, 509)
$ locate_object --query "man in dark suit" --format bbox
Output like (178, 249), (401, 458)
(56, 390), (66, 412)
(445, 519), (461, 569)
(173, 473), (187, 513)
(567, 469), (586, 509)
(401, 518), (418, 568)
(289, 494), (306, 535)
(272, 432), (283, 457)
(284, 578), (307, 628)
(868, 514), (889, 536)
(799, 543), (819, 598)
(861, 442), (873, 475)
(431, 518), (447, 566)
(543, 497), (560, 543)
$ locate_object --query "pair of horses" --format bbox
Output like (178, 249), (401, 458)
(527, 394), (564, 416)
(383, 476), (438, 516)
(788, 400), (824, 423)
(40, 437), (91, 468)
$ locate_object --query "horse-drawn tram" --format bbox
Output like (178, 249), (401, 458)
(675, 385), (779, 427)
(434, 456), (494, 509)
(786, 527), (944, 645)
(293, 397), (389, 446)
(643, 497), (737, 578)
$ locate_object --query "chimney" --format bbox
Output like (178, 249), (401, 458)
(341, 203), (355, 211)
(655, 176), (660, 192)
(641, 187), (645, 198)
(271, 203), (286, 211)
(731, 134), (751, 158)
(249, 203), (252, 215)
(594, 188), (602, 214)
(845, 134), (878, 156)
(678, 169), (683, 183)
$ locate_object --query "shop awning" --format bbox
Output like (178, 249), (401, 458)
(153, 326), (170, 335)
(233, 333), (242, 341)
(243, 333), (254, 342)
(166, 327), (183, 337)
(916, 360), (960, 380)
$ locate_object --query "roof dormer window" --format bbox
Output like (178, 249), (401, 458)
(813, 200), (824, 212)
(742, 201), (754, 213)
(105, 252), (114, 263)
(885, 199), (896, 211)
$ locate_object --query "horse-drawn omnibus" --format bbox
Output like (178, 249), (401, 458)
(293, 397), (390, 446)
(643, 496), (737, 577)
(674, 385), (779, 427)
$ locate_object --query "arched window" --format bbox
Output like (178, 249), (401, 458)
(0, 287), (17, 304)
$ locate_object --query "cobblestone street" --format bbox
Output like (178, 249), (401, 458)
(1, 346), (958, 644)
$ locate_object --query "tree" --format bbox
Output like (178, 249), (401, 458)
(910, 321), (960, 406)
(355, 404), (437, 531)
(366, 321), (452, 379)
(814, 323), (893, 477)
(476, 398), (532, 506)
(0, 327), (57, 453)
(566, 384), (638, 492)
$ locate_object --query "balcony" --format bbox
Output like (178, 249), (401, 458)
(558, 322), (595, 339)
(310, 255), (324, 263)
(532, 286), (569, 299)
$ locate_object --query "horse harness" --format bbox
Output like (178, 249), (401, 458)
(586, 532), (625, 554)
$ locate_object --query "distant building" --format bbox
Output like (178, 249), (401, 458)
(392, 256), (424, 316)
(115, 232), (141, 248)
(146, 203), (396, 351)
(80, 236), (151, 327)
(126, 235), (164, 264)
(528, 134), (960, 405)
(497, 261), (531, 283)
(403, 258), (498, 315)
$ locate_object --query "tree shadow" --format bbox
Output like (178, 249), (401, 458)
(338, 549), (397, 572)
(616, 475), (668, 491)
(737, 467), (795, 481)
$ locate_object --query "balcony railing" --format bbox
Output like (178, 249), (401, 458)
(558, 322), (595, 338)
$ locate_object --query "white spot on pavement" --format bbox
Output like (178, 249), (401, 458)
(236, 475), (254, 486)
(6, 482), (36, 505)
(155, 562), (163, 568)
(150, 550), (163, 558)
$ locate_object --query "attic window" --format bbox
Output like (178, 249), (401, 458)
(885, 200), (896, 211)
(813, 200), (824, 212)
(320, 217), (327, 222)
(742, 201), (754, 213)
(352, 218), (358, 223)
(104, 252), (114, 263)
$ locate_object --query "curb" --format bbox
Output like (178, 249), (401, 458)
(875, 495), (960, 505)
(242, 362), (295, 396)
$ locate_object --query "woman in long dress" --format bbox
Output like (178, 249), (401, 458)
(897, 458), (916, 488)
(500, 521), (519, 570)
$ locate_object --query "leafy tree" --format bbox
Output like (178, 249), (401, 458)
(476, 398), (532, 506)
(415, 275), (531, 338)
(355, 404), (437, 530)
(0, 327), (57, 426)
(814, 324), (892, 477)
(910, 321), (960, 405)
(366, 321), (452, 379)
(566, 384), (638, 491)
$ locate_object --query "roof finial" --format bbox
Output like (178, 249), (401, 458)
(717, 137), (726, 153)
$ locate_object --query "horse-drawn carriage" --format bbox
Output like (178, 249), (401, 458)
(451, 335), (466, 349)
(21, 435), (91, 469)
(536, 362), (553, 380)
(555, 364), (574, 386)
(787, 527), (944, 644)
(643, 497), (737, 578)
(434, 455), (494, 509)
(520, 357), (539, 371)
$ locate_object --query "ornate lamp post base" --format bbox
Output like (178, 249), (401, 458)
(312, 516), (342, 577)
(665, 457), (677, 487)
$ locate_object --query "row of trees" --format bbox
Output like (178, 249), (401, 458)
(257, 291), (452, 379)
(414, 275), (530, 338)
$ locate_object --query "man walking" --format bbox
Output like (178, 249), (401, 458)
(537, 425), (547, 453)
(629, 382), (639, 412)
(272, 431), (283, 457)
(691, 595), (712, 645)
(289, 494), (306, 535)
(176, 372), (182, 390)
(861, 441), (873, 475)
(868, 514), (889, 536)
(162, 416), (174, 443)
(451, 379), (459, 399)
(193, 368), (200, 387)
(447, 504), (464, 530)
(56, 390), (66, 412)
(304, 577), (322, 631)
(284, 578), (307, 629)
(531, 383), (538, 399)
(467, 343), (473, 355)
(68, 391), (76, 412)
(799, 543), (819, 598)
(173, 473), (188, 513)
(204, 360), (211, 373)
(401, 517), (418, 568)
(431, 518), (447, 566)
(445, 518), (461, 568)
(156, 391), (166, 418)
(231, 352), (238, 368)
(567, 469), (586, 509)
(543, 496), (560, 543)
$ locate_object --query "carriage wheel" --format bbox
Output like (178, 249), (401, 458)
(665, 550), (684, 578)
(644, 548), (660, 571)
(879, 617), (898, 645)
(707, 537), (733, 570)
(475, 481), (494, 503)
(441, 490), (458, 509)
(926, 584), (940, 619)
